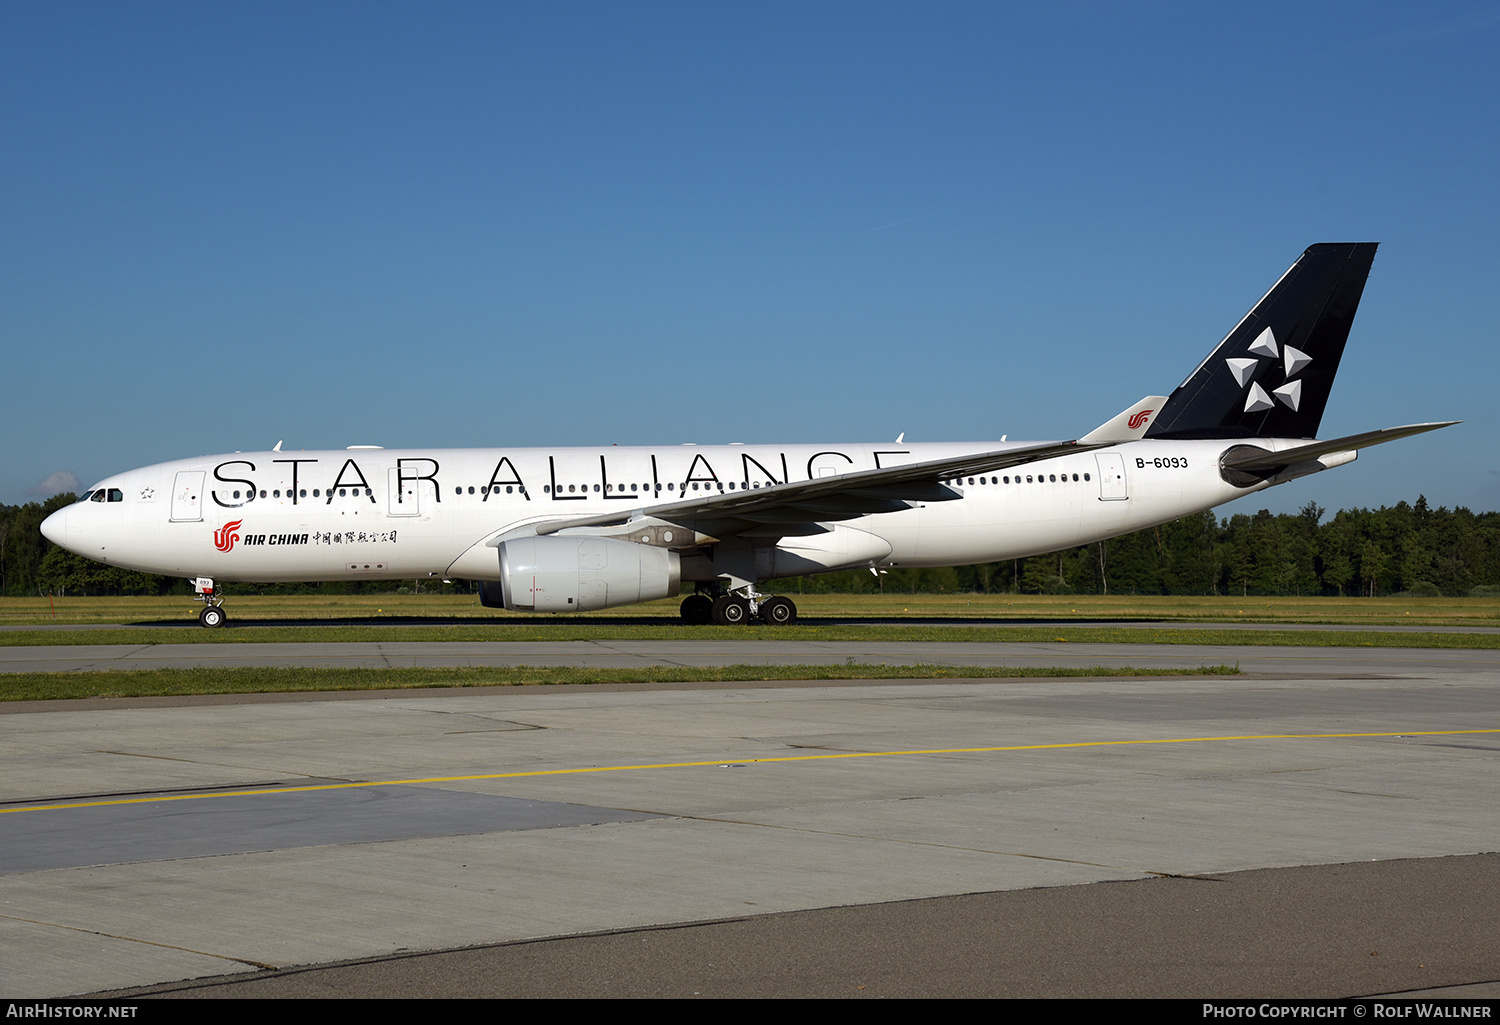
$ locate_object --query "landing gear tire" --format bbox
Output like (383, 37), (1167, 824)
(199, 606), (226, 629)
(680, 593), (714, 625)
(759, 596), (797, 626)
(711, 595), (751, 626)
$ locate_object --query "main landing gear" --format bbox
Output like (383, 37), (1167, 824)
(679, 587), (798, 626)
(192, 576), (227, 628)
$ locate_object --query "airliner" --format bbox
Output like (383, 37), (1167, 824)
(41, 243), (1453, 627)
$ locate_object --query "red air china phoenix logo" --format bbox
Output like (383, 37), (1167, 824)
(1126, 409), (1154, 430)
(214, 520), (243, 553)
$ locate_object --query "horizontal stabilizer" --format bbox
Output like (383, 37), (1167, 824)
(1220, 421), (1459, 473)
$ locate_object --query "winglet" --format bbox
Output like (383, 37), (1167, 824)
(1080, 396), (1170, 444)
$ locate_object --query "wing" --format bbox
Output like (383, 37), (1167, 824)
(524, 439), (1100, 544)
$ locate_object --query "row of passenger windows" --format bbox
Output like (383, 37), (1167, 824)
(449, 481), (773, 495)
(222, 473), (1092, 502)
(226, 488), (373, 499)
(540, 481), (766, 494)
(946, 473), (1091, 485)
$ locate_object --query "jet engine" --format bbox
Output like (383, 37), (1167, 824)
(479, 536), (681, 612)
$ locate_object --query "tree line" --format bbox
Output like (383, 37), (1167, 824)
(4, 493), (1499, 599)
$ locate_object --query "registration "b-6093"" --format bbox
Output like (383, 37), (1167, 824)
(1137, 456), (1189, 469)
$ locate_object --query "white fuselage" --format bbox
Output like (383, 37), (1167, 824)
(43, 439), (1276, 585)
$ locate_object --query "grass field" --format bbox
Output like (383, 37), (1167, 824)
(0, 663), (1242, 702)
(5, 592), (1499, 627)
(2, 592), (1482, 701)
(4, 594), (1498, 651)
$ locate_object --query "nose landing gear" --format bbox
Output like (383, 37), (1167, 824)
(192, 576), (227, 628)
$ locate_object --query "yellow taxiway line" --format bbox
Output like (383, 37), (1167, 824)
(5, 727), (1497, 816)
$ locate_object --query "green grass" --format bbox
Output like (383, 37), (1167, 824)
(5, 592), (1500, 627)
(0, 663), (1241, 702)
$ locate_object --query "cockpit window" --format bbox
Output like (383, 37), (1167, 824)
(77, 491), (94, 503)
(91, 490), (106, 503)
(108, 489), (123, 502)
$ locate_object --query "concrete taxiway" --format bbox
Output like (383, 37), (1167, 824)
(4, 636), (1500, 677)
(2, 639), (1499, 997)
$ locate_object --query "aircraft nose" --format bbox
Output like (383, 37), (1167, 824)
(41, 507), (69, 548)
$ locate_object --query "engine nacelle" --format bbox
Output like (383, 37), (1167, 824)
(481, 536), (681, 612)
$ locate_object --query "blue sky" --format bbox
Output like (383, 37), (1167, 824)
(3, 2), (1496, 517)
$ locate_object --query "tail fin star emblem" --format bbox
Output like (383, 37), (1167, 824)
(1247, 326), (1279, 357)
(1244, 382), (1275, 413)
(214, 520), (243, 553)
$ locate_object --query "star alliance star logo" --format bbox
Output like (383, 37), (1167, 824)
(1226, 327), (1310, 413)
(138, 487), (155, 501)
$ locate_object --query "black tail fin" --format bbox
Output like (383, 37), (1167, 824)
(1144, 243), (1378, 440)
